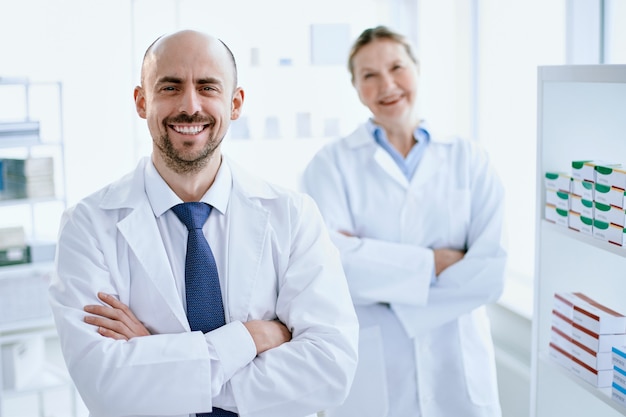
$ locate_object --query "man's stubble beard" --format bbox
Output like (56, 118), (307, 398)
(156, 131), (224, 175)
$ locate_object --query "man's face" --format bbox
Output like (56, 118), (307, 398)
(134, 32), (243, 173)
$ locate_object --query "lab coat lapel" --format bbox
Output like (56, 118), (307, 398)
(224, 165), (271, 322)
(117, 202), (191, 331)
(373, 147), (410, 188)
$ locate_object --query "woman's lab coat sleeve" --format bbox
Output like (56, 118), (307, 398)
(393, 142), (507, 337)
(301, 145), (434, 307)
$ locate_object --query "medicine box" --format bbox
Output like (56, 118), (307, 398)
(552, 309), (573, 336)
(570, 194), (593, 218)
(571, 179), (594, 201)
(595, 164), (626, 190)
(572, 160), (599, 182)
(570, 338), (612, 370)
(594, 201), (626, 227)
(545, 204), (568, 227)
(572, 293), (626, 335)
(614, 364), (626, 389)
(545, 171), (571, 192)
(614, 345), (626, 370)
(546, 189), (569, 211)
(594, 183), (626, 209)
(548, 342), (572, 369)
(571, 323), (626, 352)
(613, 381), (626, 408)
(570, 355), (613, 387)
(568, 211), (593, 235)
(592, 219), (625, 246)
(553, 292), (580, 319)
(551, 325), (573, 353)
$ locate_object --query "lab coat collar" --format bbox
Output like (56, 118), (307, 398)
(96, 156), (275, 329)
(345, 123), (456, 189)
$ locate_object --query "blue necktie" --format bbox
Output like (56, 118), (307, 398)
(171, 202), (237, 417)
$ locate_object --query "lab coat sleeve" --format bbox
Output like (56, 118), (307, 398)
(392, 142), (507, 337)
(301, 146), (434, 307)
(226, 194), (359, 417)
(49, 202), (247, 417)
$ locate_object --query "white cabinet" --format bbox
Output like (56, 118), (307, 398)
(0, 78), (76, 416)
(531, 65), (626, 416)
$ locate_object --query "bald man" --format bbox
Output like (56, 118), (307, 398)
(49, 30), (358, 417)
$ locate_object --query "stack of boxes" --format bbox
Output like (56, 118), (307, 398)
(612, 346), (626, 407)
(545, 160), (626, 246)
(0, 156), (55, 200)
(549, 292), (626, 388)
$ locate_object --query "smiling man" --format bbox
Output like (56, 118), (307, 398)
(48, 29), (358, 417)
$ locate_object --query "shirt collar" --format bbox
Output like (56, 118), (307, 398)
(366, 118), (431, 146)
(144, 157), (232, 218)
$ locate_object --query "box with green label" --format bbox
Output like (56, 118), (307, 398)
(595, 164), (626, 190)
(592, 219), (626, 246)
(546, 204), (568, 227)
(569, 211), (593, 235)
(595, 183), (626, 209)
(545, 171), (571, 192)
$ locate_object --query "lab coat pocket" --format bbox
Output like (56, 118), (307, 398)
(459, 308), (499, 406)
(325, 326), (388, 417)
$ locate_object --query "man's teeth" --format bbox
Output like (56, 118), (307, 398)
(173, 125), (204, 134)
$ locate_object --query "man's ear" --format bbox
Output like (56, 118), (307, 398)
(134, 86), (147, 119)
(231, 87), (245, 120)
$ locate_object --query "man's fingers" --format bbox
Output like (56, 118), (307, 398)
(85, 314), (132, 336)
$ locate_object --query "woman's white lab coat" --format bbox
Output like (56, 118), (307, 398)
(48, 156), (359, 417)
(301, 124), (507, 417)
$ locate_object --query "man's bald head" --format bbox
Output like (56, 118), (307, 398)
(140, 30), (238, 90)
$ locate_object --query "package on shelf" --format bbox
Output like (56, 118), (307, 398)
(594, 201), (626, 227)
(0, 156), (55, 200)
(545, 171), (571, 192)
(0, 225), (26, 249)
(1, 335), (45, 390)
(595, 164), (626, 190)
(613, 382), (626, 408)
(613, 345), (626, 369)
(570, 351), (614, 387)
(548, 342), (572, 368)
(572, 160), (619, 183)
(571, 338), (613, 370)
(568, 211), (593, 235)
(546, 189), (570, 211)
(571, 178), (594, 201)
(572, 323), (626, 353)
(570, 194), (594, 218)
(545, 204), (568, 227)
(0, 246), (30, 267)
(571, 292), (626, 335)
(594, 183), (626, 209)
(551, 325), (573, 352)
(592, 219), (625, 246)
(552, 308), (573, 335)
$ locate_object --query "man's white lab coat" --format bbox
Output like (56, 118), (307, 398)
(301, 124), (507, 417)
(49, 156), (359, 417)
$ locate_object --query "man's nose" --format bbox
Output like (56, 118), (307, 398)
(179, 89), (202, 114)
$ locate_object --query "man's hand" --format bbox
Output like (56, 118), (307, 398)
(433, 248), (466, 275)
(84, 292), (151, 340)
(243, 320), (292, 355)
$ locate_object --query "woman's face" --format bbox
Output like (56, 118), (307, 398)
(351, 38), (420, 128)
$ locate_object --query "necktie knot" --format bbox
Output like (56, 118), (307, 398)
(171, 202), (211, 231)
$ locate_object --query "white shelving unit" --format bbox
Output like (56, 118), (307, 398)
(531, 64), (626, 416)
(0, 78), (75, 416)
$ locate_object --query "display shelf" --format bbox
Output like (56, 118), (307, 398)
(542, 220), (626, 257)
(0, 78), (71, 416)
(539, 352), (626, 415)
(531, 64), (626, 417)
